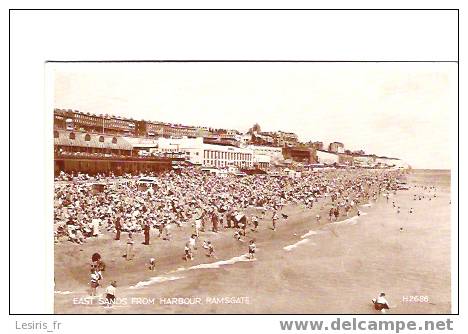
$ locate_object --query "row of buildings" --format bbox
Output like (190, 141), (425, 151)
(53, 109), (410, 176)
(54, 108), (241, 139)
(145, 137), (408, 170)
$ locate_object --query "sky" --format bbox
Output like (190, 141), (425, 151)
(51, 62), (457, 169)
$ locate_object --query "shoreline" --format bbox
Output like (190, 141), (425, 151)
(54, 170), (451, 314)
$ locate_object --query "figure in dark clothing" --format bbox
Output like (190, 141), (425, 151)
(334, 208), (340, 220)
(143, 223), (150, 245)
(114, 218), (121, 240)
(212, 212), (219, 233)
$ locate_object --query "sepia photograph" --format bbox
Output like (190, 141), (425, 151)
(50, 61), (455, 314)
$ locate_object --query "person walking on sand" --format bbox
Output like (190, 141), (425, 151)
(334, 207), (340, 221)
(251, 215), (259, 231)
(211, 210), (219, 233)
(125, 233), (134, 260)
(184, 241), (193, 261)
(194, 208), (202, 237)
(149, 258), (156, 271)
(143, 222), (150, 245)
(89, 268), (102, 296)
(203, 240), (215, 258)
(189, 234), (197, 252)
(248, 239), (256, 260)
(156, 222), (164, 239)
(234, 229), (245, 242)
(272, 210), (279, 231)
(114, 216), (122, 241)
(238, 218), (247, 236)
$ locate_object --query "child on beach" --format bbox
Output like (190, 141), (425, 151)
(372, 292), (391, 313)
(334, 207), (339, 221)
(184, 241), (193, 261)
(104, 281), (117, 307)
(238, 219), (246, 236)
(149, 258), (156, 271)
(248, 239), (256, 260)
(203, 240), (215, 257)
(251, 215), (259, 231)
(272, 211), (279, 231)
(234, 229), (244, 242)
(89, 268), (102, 296)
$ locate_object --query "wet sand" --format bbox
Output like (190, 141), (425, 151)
(54, 170), (451, 314)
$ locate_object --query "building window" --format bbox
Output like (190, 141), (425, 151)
(69, 132), (75, 140)
(99, 136), (105, 143)
(112, 137), (117, 144)
(54, 131), (59, 138)
(85, 134), (91, 141)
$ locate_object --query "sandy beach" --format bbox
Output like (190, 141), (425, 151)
(54, 169), (451, 314)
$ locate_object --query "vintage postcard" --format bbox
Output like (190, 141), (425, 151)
(50, 61), (455, 314)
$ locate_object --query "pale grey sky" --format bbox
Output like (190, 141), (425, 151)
(51, 62), (456, 169)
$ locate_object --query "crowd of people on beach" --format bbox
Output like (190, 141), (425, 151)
(54, 167), (405, 307)
(54, 168), (402, 247)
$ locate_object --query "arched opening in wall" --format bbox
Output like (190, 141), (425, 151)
(85, 134), (91, 141)
(112, 137), (117, 144)
(99, 136), (105, 143)
(69, 132), (75, 140)
(54, 130), (59, 138)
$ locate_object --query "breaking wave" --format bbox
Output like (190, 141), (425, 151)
(283, 239), (316, 251)
(130, 276), (184, 289)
